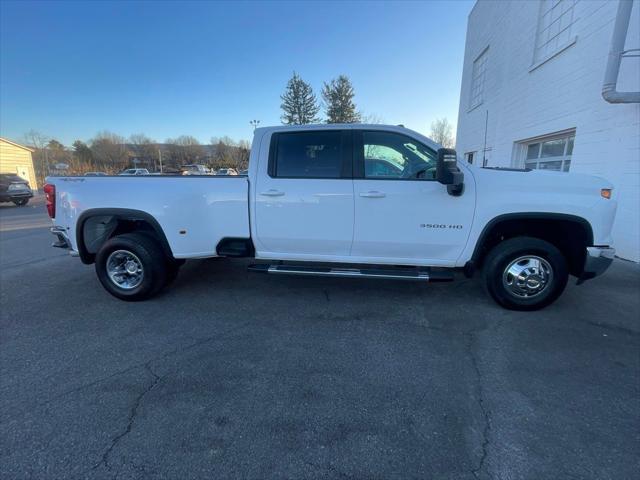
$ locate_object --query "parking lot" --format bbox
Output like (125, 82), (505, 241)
(0, 198), (638, 480)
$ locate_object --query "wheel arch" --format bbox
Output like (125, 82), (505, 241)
(469, 213), (594, 277)
(76, 208), (174, 264)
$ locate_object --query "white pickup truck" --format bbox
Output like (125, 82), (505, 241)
(45, 124), (617, 310)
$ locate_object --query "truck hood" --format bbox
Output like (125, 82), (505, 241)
(466, 164), (618, 248)
(469, 166), (613, 192)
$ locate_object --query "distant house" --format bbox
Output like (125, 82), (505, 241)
(456, 0), (640, 261)
(0, 138), (38, 190)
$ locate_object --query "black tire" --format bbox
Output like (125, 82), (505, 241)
(483, 236), (568, 311)
(12, 198), (29, 206)
(95, 233), (168, 301)
(135, 231), (182, 288)
(164, 259), (183, 287)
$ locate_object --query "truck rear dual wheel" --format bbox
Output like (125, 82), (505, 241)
(483, 236), (569, 311)
(95, 233), (177, 301)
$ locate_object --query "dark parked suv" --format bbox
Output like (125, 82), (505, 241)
(0, 173), (34, 206)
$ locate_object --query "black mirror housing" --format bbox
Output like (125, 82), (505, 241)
(436, 148), (464, 196)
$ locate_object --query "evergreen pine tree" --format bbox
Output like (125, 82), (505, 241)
(280, 72), (320, 125)
(322, 75), (361, 123)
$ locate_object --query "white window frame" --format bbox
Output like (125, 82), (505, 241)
(514, 129), (576, 172)
(530, 0), (578, 71)
(468, 47), (489, 111)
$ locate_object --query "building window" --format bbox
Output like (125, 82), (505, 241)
(469, 48), (488, 110)
(519, 130), (575, 172)
(534, 0), (577, 64)
(465, 152), (475, 165)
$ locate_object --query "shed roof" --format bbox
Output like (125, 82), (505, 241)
(0, 137), (35, 153)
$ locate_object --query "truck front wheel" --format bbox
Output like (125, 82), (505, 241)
(95, 233), (168, 301)
(483, 236), (568, 311)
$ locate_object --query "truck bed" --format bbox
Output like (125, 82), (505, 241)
(49, 176), (249, 258)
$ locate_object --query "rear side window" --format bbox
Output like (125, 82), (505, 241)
(271, 131), (345, 178)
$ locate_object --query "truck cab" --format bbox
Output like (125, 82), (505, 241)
(251, 126), (471, 266)
(44, 124), (617, 310)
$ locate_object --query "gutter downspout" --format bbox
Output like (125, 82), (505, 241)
(602, 0), (640, 103)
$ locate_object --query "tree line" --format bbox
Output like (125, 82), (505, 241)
(280, 72), (455, 147)
(23, 130), (250, 186)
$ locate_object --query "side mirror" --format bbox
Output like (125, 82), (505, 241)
(436, 148), (464, 196)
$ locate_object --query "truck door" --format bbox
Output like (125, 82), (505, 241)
(351, 129), (474, 265)
(254, 129), (354, 257)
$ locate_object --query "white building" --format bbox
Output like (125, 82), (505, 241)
(456, 0), (640, 261)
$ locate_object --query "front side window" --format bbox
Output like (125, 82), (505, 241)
(520, 130), (575, 172)
(360, 131), (437, 180)
(273, 131), (343, 178)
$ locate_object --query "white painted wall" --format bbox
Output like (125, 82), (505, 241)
(456, 0), (640, 261)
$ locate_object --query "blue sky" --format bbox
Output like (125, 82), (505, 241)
(0, 0), (474, 146)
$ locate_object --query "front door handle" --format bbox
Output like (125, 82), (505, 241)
(359, 191), (386, 198)
(260, 189), (285, 197)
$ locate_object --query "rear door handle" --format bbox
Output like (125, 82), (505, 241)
(260, 189), (285, 197)
(359, 191), (386, 198)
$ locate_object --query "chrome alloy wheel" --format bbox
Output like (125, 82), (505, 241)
(502, 255), (553, 298)
(106, 249), (144, 290)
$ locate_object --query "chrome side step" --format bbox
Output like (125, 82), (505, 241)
(247, 263), (454, 282)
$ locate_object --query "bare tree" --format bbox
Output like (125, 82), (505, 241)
(129, 133), (157, 170)
(23, 130), (51, 185)
(210, 136), (232, 169)
(23, 129), (50, 150)
(430, 118), (455, 148)
(165, 135), (204, 167)
(209, 136), (250, 171)
(90, 131), (129, 172)
(360, 112), (385, 124)
(236, 139), (250, 171)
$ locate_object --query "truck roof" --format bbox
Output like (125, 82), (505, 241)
(255, 123), (442, 151)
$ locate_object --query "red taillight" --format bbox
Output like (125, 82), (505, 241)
(44, 183), (55, 218)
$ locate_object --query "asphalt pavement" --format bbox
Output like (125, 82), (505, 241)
(1, 198), (638, 480)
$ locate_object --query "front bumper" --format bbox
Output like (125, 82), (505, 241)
(577, 246), (615, 284)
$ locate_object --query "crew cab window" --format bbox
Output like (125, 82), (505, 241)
(272, 131), (343, 178)
(360, 131), (437, 180)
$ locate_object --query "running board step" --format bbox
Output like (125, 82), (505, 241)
(247, 263), (454, 282)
